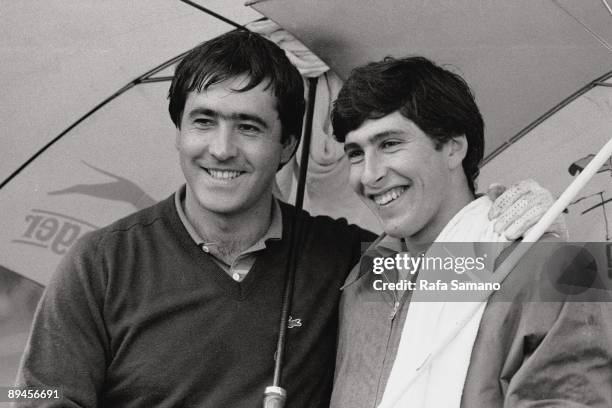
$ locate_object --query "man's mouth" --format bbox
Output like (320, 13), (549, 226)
(371, 186), (408, 206)
(204, 168), (245, 180)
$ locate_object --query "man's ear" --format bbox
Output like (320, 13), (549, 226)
(280, 135), (298, 166)
(174, 128), (181, 150)
(446, 135), (468, 170)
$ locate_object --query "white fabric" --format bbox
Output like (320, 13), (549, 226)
(246, 19), (330, 78)
(379, 197), (508, 408)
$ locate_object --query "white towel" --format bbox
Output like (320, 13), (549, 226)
(379, 196), (508, 408)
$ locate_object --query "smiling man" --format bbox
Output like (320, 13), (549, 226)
(343, 109), (473, 247)
(175, 73), (294, 261)
(329, 57), (612, 408)
(15, 30), (375, 408)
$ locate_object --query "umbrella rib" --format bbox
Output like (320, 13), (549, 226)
(178, 0), (244, 29)
(601, 0), (612, 17)
(140, 77), (173, 83)
(550, 0), (612, 53)
(0, 52), (188, 191)
(140, 52), (189, 81)
(0, 83), (135, 191)
(483, 70), (612, 165)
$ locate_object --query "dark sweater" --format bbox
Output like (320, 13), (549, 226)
(17, 195), (375, 408)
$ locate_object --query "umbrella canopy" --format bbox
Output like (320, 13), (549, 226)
(250, 0), (612, 157)
(251, 0), (612, 242)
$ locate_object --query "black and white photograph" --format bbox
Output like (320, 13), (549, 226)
(1, 1), (612, 407)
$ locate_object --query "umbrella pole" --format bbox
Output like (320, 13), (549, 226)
(263, 77), (318, 408)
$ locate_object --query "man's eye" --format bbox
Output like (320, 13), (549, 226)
(381, 140), (401, 150)
(346, 150), (364, 163)
(193, 118), (214, 127)
(238, 124), (261, 133)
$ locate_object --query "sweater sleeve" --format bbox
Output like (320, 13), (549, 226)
(15, 232), (110, 408)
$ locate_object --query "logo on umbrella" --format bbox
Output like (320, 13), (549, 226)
(48, 161), (156, 210)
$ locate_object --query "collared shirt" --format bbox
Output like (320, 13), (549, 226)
(371, 234), (405, 256)
(362, 233), (411, 281)
(332, 234), (418, 408)
(174, 186), (282, 282)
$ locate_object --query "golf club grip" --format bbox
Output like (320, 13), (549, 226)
(263, 386), (286, 408)
(262, 395), (285, 408)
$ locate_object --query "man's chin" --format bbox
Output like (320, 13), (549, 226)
(192, 197), (243, 216)
(383, 226), (412, 240)
(361, 207), (406, 238)
(381, 218), (415, 239)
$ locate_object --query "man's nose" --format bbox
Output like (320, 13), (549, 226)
(360, 153), (385, 187)
(209, 125), (238, 161)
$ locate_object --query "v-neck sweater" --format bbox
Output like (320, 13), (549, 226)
(18, 194), (376, 408)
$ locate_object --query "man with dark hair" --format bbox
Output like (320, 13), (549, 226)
(16, 30), (374, 408)
(329, 56), (612, 408)
(332, 56), (483, 194)
(168, 30), (305, 145)
(16, 31), (562, 408)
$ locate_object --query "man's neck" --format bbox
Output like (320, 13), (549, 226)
(183, 188), (273, 263)
(403, 186), (475, 255)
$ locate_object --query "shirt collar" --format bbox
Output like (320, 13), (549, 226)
(174, 185), (282, 250)
(366, 233), (407, 257)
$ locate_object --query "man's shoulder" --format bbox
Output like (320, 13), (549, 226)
(277, 200), (377, 242)
(76, 195), (175, 252)
(104, 195), (172, 233)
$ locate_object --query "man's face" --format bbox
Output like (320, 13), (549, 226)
(176, 75), (295, 217)
(344, 111), (456, 240)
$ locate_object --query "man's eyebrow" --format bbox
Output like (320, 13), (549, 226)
(343, 130), (405, 152)
(371, 130), (404, 140)
(343, 142), (359, 153)
(188, 108), (269, 129)
(233, 113), (269, 129)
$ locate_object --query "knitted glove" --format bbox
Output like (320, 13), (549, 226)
(486, 179), (568, 240)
